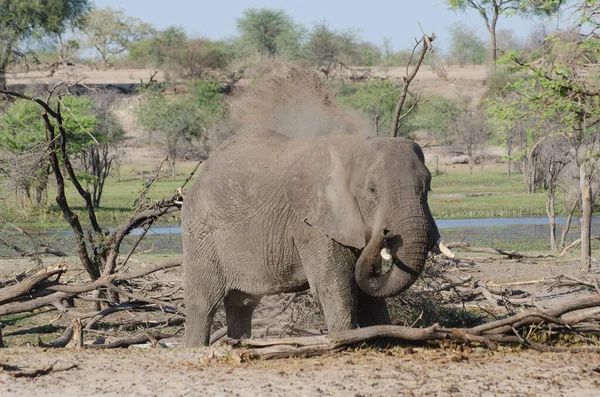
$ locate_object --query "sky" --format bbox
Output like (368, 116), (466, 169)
(92, 0), (563, 52)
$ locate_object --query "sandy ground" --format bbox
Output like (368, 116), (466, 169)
(1, 255), (599, 396)
(1, 347), (599, 396)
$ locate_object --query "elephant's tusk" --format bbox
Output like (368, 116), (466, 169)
(380, 248), (392, 261)
(438, 241), (455, 258)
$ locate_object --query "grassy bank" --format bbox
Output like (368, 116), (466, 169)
(0, 167), (582, 227)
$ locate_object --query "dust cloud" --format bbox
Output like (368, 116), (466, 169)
(228, 65), (374, 139)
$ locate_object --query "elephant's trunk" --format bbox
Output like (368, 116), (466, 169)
(355, 205), (438, 298)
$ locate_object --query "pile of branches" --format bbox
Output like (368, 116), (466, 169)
(238, 291), (600, 359)
(237, 265), (600, 359)
(0, 84), (195, 348)
(0, 261), (184, 348)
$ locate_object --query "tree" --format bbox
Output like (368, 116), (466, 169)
(137, 81), (226, 176)
(236, 8), (304, 57)
(0, 0), (91, 90)
(448, 22), (487, 67)
(0, 92), (124, 208)
(353, 42), (382, 66)
(488, 0), (600, 269)
(80, 7), (154, 68)
(445, 0), (563, 66)
(409, 95), (468, 142)
(534, 135), (571, 251)
(336, 80), (414, 137)
(128, 27), (230, 79)
(452, 110), (492, 175)
(303, 22), (359, 78)
(80, 92), (125, 208)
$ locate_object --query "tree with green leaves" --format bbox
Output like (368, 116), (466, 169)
(236, 8), (304, 58)
(303, 22), (359, 78)
(487, 0), (599, 267)
(137, 81), (226, 176)
(445, 0), (564, 66)
(0, 93), (122, 208)
(129, 27), (230, 79)
(80, 6), (154, 68)
(0, 0), (91, 90)
(448, 22), (486, 67)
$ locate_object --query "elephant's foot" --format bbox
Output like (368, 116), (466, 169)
(357, 291), (391, 327)
(184, 302), (220, 347)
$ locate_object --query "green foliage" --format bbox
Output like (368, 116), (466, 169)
(128, 27), (230, 78)
(334, 80), (413, 137)
(353, 42), (382, 66)
(236, 8), (304, 57)
(128, 26), (186, 70)
(0, 0), (90, 38)
(335, 82), (466, 139)
(0, 95), (99, 154)
(0, 0), (91, 87)
(79, 6), (154, 67)
(137, 80), (226, 162)
(447, 22), (486, 66)
(446, 0), (563, 16)
(303, 22), (359, 76)
(408, 95), (467, 141)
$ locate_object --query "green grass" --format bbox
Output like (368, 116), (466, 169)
(0, 166), (587, 226)
(428, 170), (550, 219)
(430, 193), (548, 219)
(430, 169), (526, 195)
(1, 166), (191, 227)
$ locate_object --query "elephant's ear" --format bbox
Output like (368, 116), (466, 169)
(284, 146), (366, 249)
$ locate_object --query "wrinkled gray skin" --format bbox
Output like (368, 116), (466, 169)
(182, 130), (440, 347)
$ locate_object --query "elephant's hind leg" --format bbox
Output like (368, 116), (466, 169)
(183, 244), (225, 347)
(224, 291), (261, 340)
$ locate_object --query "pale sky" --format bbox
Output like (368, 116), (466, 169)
(93, 0), (562, 52)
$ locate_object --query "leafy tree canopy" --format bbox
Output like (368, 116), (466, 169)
(0, 0), (91, 88)
(236, 8), (305, 57)
(80, 6), (154, 67)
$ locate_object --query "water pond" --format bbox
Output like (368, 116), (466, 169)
(1, 216), (598, 258)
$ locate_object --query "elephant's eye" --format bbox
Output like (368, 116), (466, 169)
(367, 183), (377, 195)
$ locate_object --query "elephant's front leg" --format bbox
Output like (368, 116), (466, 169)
(357, 289), (391, 327)
(298, 237), (358, 332)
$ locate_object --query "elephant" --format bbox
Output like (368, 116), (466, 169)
(181, 129), (440, 347)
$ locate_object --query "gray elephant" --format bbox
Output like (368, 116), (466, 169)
(182, 130), (440, 347)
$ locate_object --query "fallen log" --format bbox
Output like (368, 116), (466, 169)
(0, 264), (67, 305)
(235, 293), (600, 359)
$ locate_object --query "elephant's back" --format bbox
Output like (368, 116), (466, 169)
(183, 131), (291, 225)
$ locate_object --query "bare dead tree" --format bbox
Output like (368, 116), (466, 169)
(534, 135), (572, 251)
(452, 110), (492, 175)
(0, 86), (194, 287)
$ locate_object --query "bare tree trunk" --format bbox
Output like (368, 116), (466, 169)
(546, 185), (557, 251)
(390, 34), (436, 137)
(488, 8), (499, 71)
(0, 69), (6, 92)
(526, 152), (536, 193)
(580, 163), (592, 270)
(560, 197), (580, 249)
(468, 146), (474, 176)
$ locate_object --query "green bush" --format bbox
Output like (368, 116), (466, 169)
(334, 80), (416, 137)
(408, 94), (467, 142)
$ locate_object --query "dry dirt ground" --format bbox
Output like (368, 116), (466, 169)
(1, 347), (599, 396)
(1, 255), (599, 396)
